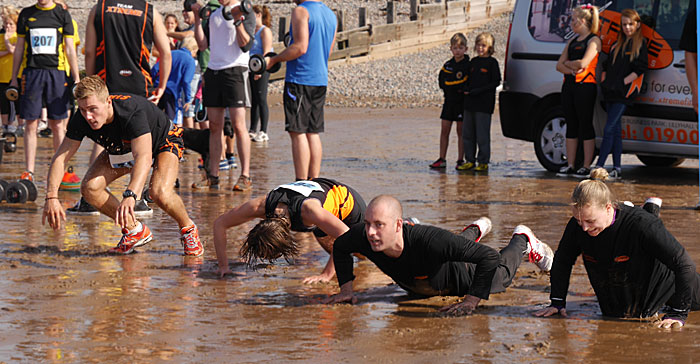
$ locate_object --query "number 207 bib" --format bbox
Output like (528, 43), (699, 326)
(29, 28), (58, 55)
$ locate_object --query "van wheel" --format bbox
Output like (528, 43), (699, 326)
(636, 155), (685, 167)
(534, 108), (568, 172)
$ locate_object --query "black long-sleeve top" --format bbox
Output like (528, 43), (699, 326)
(333, 223), (501, 300)
(550, 205), (697, 320)
(601, 39), (648, 104)
(463, 56), (501, 114)
(438, 56), (470, 104)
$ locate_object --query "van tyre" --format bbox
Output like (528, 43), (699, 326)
(636, 155), (684, 168)
(534, 107), (568, 172)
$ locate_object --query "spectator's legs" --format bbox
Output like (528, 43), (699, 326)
(307, 132), (322, 179)
(290, 132), (310, 180)
(456, 121), (464, 162)
(23, 119), (38, 173)
(207, 107), (225, 178)
(49, 118), (67, 152)
(229, 106), (250, 177)
(438, 119), (452, 160)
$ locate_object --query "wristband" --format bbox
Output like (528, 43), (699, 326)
(45, 196), (59, 200)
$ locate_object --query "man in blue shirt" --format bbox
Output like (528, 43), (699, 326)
(267, 0), (336, 181)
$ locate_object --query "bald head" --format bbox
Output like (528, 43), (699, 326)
(367, 195), (403, 220)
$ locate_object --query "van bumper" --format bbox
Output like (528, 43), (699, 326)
(499, 91), (540, 142)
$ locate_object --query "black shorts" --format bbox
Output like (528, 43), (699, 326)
(283, 82), (326, 133)
(20, 68), (69, 120)
(202, 66), (250, 108)
(157, 126), (185, 160)
(440, 99), (464, 122)
(0, 82), (13, 115)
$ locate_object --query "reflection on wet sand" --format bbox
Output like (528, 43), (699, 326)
(0, 107), (698, 361)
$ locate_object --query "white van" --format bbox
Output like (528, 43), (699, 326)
(500, 0), (697, 171)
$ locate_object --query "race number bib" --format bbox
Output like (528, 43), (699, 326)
(29, 28), (58, 55)
(275, 181), (323, 197)
(109, 152), (135, 168)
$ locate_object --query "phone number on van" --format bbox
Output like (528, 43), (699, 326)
(621, 116), (699, 145)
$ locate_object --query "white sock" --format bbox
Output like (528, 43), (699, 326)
(128, 221), (143, 235)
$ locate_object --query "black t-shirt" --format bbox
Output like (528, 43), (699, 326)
(464, 56), (501, 114)
(264, 178), (366, 237)
(66, 94), (170, 155)
(601, 40), (648, 104)
(17, 4), (74, 70)
(333, 223), (501, 299)
(550, 205), (698, 319)
(439, 56), (470, 104)
(679, 1), (696, 53)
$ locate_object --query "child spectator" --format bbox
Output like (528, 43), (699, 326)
(458, 32), (501, 172)
(0, 6), (20, 133)
(430, 32), (469, 169)
(152, 36), (197, 125)
(594, 9), (648, 180)
(248, 5), (273, 143)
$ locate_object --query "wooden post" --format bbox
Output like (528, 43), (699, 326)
(278, 16), (287, 42)
(387, 1), (396, 24)
(359, 7), (367, 27)
(410, 0), (418, 20)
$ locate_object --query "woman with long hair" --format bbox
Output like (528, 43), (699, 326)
(555, 4), (602, 178)
(248, 5), (273, 143)
(594, 9), (648, 180)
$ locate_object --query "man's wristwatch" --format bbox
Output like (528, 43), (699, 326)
(234, 16), (244, 27)
(122, 189), (137, 200)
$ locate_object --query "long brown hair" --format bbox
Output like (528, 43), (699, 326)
(612, 9), (644, 63)
(253, 5), (271, 28)
(240, 216), (298, 267)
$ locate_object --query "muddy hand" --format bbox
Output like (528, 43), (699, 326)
(439, 295), (480, 316)
(533, 306), (567, 317)
(303, 273), (333, 284)
(42, 199), (66, 231)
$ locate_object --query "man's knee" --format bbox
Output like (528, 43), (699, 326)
(148, 183), (173, 206)
(80, 177), (104, 199)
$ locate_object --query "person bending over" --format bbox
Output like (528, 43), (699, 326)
(214, 178), (365, 283)
(42, 76), (203, 256)
(534, 168), (700, 328)
(325, 195), (554, 315)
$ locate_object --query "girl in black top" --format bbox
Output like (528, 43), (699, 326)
(555, 5), (601, 178)
(594, 9), (648, 180)
(534, 168), (700, 329)
(458, 32), (501, 172)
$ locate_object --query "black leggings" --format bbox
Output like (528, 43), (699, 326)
(461, 227), (527, 294)
(561, 81), (596, 140)
(249, 71), (270, 133)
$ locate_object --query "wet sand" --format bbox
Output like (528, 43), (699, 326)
(1, 105), (699, 362)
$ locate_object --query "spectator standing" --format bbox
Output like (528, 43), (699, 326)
(164, 13), (180, 50)
(458, 32), (501, 172)
(192, 0), (256, 190)
(152, 36), (197, 125)
(594, 9), (648, 180)
(554, 5), (601, 178)
(248, 5), (273, 143)
(9, 0), (80, 182)
(430, 32), (468, 170)
(267, 0), (337, 181)
(0, 6), (21, 133)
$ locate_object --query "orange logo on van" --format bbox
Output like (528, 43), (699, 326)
(599, 11), (673, 70)
(614, 255), (630, 262)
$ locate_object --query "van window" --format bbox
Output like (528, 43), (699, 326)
(527, 0), (689, 48)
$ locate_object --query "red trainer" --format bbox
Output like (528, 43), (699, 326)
(20, 171), (34, 182)
(181, 224), (204, 256)
(109, 224), (153, 254)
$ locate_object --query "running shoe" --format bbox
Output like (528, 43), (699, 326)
(59, 166), (81, 191)
(643, 197), (662, 218)
(248, 131), (256, 140)
(20, 171), (34, 182)
(66, 197), (100, 216)
(463, 217), (492, 242)
(474, 163), (489, 172)
(219, 159), (230, 170)
(608, 167), (622, 181)
(573, 167), (591, 179)
(253, 131), (269, 142)
(556, 165), (575, 177)
(37, 120), (48, 131)
(455, 160), (465, 170)
(134, 199), (153, 216)
(403, 217), (421, 226)
(227, 155), (238, 168)
(429, 158), (446, 169)
(456, 161), (475, 171)
(109, 224), (153, 254)
(39, 128), (52, 138)
(514, 225), (554, 272)
(181, 224), (204, 256)
(233, 175), (252, 191)
(192, 175), (219, 190)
